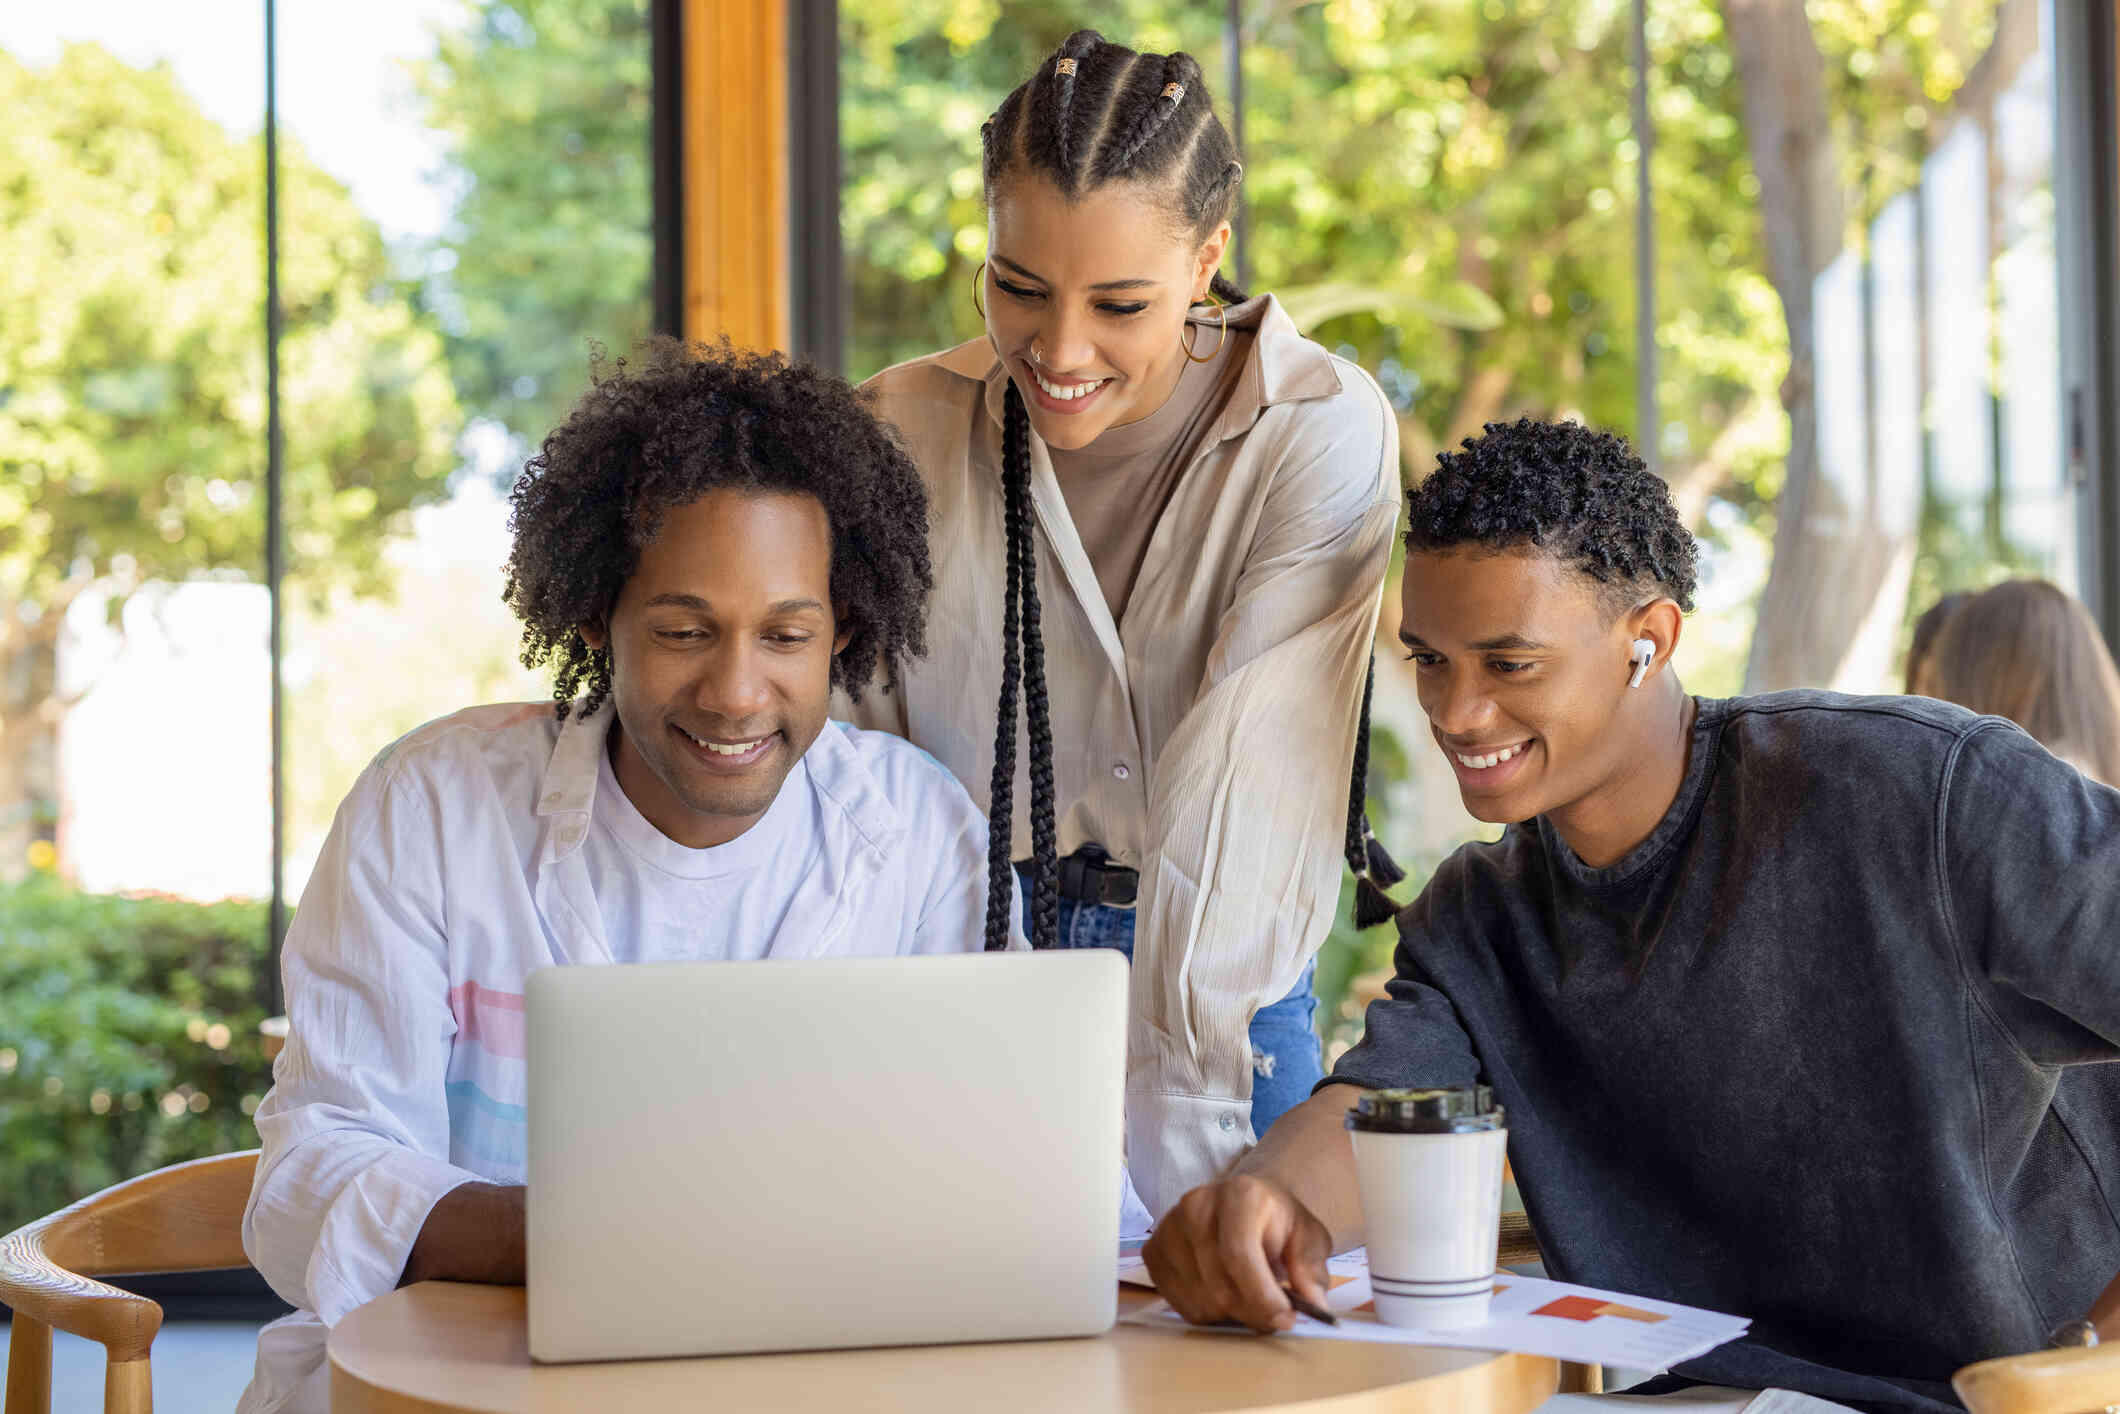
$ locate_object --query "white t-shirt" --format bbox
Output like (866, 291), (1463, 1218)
(585, 740), (823, 964)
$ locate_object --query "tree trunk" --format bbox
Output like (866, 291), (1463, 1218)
(1723, 0), (1909, 692)
(1444, 366), (1517, 455)
(0, 607), (64, 884)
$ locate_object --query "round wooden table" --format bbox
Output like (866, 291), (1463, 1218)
(329, 1283), (1558, 1413)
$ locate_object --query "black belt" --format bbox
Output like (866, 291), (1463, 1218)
(1055, 845), (1138, 908)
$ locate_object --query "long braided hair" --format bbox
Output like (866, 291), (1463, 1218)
(978, 31), (1402, 949)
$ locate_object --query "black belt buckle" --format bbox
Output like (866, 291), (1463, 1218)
(1057, 845), (1138, 908)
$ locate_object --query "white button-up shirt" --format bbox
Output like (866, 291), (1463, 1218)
(237, 701), (1017, 1412)
(850, 295), (1400, 1213)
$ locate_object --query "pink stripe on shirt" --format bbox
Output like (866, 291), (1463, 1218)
(447, 981), (527, 1058)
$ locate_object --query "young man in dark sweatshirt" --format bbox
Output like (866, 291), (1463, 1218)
(1144, 418), (2120, 1413)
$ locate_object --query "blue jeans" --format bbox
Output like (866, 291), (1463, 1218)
(1016, 864), (1323, 1140)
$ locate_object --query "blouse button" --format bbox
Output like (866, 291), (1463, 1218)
(1218, 1112), (1238, 1132)
(1112, 762), (1132, 781)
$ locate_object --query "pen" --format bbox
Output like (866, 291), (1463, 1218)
(1285, 1288), (1338, 1326)
(1199, 1287), (1340, 1331)
(1203, 1288), (1339, 1332)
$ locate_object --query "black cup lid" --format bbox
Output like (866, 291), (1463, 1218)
(1344, 1086), (1505, 1133)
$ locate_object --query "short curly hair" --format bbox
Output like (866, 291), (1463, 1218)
(503, 338), (933, 716)
(1405, 418), (1698, 616)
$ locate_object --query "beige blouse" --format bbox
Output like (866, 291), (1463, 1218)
(846, 295), (1400, 1213)
(1047, 322), (1253, 621)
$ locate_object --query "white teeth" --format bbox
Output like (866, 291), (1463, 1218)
(1033, 369), (1109, 401)
(684, 728), (766, 757)
(1455, 743), (1525, 771)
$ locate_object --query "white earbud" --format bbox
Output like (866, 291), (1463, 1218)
(1627, 638), (1656, 689)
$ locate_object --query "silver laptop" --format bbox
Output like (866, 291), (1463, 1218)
(524, 949), (1126, 1362)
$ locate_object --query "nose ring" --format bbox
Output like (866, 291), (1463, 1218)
(1028, 342), (1048, 368)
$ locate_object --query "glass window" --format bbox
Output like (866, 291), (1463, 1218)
(1782, 0), (2068, 690)
(3, 2), (277, 1234)
(0, 0), (650, 1240)
(281, 0), (650, 896)
(2, 8), (272, 898)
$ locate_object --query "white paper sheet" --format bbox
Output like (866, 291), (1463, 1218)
(1118, 1167), (1153, 1251)
(1119, 1246), (1750, 1373)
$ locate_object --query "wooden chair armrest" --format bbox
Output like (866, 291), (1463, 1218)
(1953, 1341), (2120, 1414)
(0, 1216), (162, 1362)
(1498, 1209), (1541, 1268)
(0, 1150), (257, 1366)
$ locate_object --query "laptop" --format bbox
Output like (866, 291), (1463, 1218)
(524, 949), (1127, 1362)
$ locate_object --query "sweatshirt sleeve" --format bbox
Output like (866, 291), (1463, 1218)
(1324, 908), (1484, 1093)
(241, 760), (484, 1326)
(1124, 370), (1399, 1214)
(1941, 719), (2120, 1064)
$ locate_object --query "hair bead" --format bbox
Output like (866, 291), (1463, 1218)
(1344, 657), (1406, 929)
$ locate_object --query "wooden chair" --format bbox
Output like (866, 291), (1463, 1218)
(0, 1150), (259, 1414)
(1954, 1344), (2120, 1414)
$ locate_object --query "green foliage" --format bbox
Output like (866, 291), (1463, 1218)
(837, 0), (1788, 509)
(1810, 0), (2000, 237)
(400, 0), (1811, 505)
(0, 878), (273, 1236)
(0, 43), (462, 613)
(1308, 718), (1428, 1049)
(414, 0), (654, 447)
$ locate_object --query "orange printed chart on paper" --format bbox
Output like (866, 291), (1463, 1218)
(1526, 1293), (1667, 1325)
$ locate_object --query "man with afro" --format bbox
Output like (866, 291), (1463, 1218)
(1147, 419), (2120, 1411)
(236, 341), (1024, 1414)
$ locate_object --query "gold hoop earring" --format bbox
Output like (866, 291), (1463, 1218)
(1182, 301), (1227, 364)
(971, 260), (987, 320)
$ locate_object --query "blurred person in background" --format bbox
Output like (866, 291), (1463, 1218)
(1912, 578), (2120, 786)
(848, 30), (1404, 1215)
(1902, 590), (1967, 695)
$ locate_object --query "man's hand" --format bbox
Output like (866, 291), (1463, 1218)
(2089, 1268), (2120, 1343)
(1142, 1174), (1333, 1333)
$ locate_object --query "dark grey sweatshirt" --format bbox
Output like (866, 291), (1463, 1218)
(1326, 691), (2120, 1412)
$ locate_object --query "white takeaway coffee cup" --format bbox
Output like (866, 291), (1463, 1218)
(1346, 1086), (1508, 1330)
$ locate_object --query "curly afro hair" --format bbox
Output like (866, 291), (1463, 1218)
(1405, 418), (1697, 616)
(503, 338), (933, 717)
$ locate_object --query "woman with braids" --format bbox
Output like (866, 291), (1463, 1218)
(847, 31), (1403, 1213)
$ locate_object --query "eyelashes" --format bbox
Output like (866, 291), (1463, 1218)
(1403, 653), (1532, 674)
(994, 279), (1149, 317)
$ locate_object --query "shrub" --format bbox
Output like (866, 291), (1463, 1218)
(0, 877), (273, 1236)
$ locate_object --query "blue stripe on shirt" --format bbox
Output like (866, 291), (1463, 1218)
(444, 1081), (527, 1171)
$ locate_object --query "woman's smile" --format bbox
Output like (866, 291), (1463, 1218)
(1022, 359), (1115, 414)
